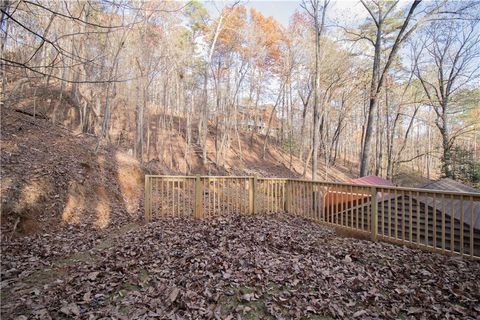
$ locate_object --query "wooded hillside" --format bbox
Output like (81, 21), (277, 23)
(2, 2), (480, 319)
(1, 0), (479, 186)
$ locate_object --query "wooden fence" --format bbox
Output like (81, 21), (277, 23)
(144, 175), (480, 259)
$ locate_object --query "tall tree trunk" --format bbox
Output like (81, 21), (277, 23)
(440, 108), (453, 178)
(360, 19), (382, 177)
(360, 0), (421, 176)
(310, 0), (329, 180)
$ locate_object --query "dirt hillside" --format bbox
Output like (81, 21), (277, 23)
(1, 102), (353, 237)
(6, 79), (355, 179)
(1, 108), (144, 236)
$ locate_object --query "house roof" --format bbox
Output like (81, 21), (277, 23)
(332, 178), (479, 231)
(374, 179), (480, 230)
(420, 178), (480, 230)
(421, 178), (480, 194)
(351, 176), (394, 187)
(393, 172), (432, 188)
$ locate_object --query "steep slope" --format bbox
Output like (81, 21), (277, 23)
(150, 117), (354, 181)
(1, 98), (354, 236)
(1, 108), (144, 236)
(6, 79), (355, 182)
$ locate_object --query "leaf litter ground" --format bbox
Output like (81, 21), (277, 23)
(2, 213), (479, 319)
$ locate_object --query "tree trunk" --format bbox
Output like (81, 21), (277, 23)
(311, 0), (328, 180)
(360, 21), (382, 177)
(440, 110), (453, 178)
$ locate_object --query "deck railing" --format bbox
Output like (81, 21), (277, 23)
(144, 175), (480, 259)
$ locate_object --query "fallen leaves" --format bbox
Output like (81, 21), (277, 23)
(87, 271), (100, 281)
(60, 303), (80, 316)
(168, 287), (180, 303)
(1, 213), (480, 319)
(1, 108), (142, 238)
(240, 293), (257, 302)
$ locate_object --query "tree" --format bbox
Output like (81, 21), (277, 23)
(2, 0), (478, 182)
(413, 19), (480, 178)
(358, 0), (423, 176)
(301, 0), (330, 180)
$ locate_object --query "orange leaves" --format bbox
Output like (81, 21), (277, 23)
(289, 11), (312, 39)
(212, 5), (286, 71)
(249, 8), (285, 70)
(217, 5), (247, 52)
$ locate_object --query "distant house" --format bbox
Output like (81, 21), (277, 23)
(236, 104), (279, 137)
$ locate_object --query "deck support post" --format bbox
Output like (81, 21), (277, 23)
(370, 186), (378, 242)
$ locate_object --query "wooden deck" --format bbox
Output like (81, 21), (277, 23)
(144, 175), (480, 259)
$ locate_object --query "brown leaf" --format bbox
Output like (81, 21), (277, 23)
(408, 307), (423, 314)
(169, 287), (180, 303)
(240, 293), (257, 302)
(87, 271), (100, 281)
(60, 303), (80, 316)
(83, 291), (91, 302)
(343, 255), (352, 263)
(353, 310), (367, 317)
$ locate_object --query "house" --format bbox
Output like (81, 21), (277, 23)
(422, 178), (480, 194)
(326, 177), (480, 255)
(236, 104), (279, 136)
(323, 176), (394, 214)
(419, 178), (480, 244)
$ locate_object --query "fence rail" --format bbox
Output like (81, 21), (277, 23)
(144, 175), (480, 259)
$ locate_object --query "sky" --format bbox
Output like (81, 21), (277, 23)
(205, 0), (369, 27)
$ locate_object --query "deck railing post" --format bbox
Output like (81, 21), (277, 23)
(249, 175), (257, 214)
(144, 175), (152, 222)
(194, 175), (204, 218)
(248, 176), (254, 214)
(370, 186), (378, 242)
(284, 179), (291, 213)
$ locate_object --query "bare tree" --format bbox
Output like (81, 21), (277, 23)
(301, 0), (330, 180)
(413, 19), (480, 178)
(358, 0), (423, 176)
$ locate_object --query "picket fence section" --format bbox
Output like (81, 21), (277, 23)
(144, 175), (480, 259)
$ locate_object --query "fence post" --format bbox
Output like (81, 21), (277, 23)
(144, 175), (152, 222)
(370, 186), (378, 242)
(284, 179), (291, 213)
(194, 175), (204, 218)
